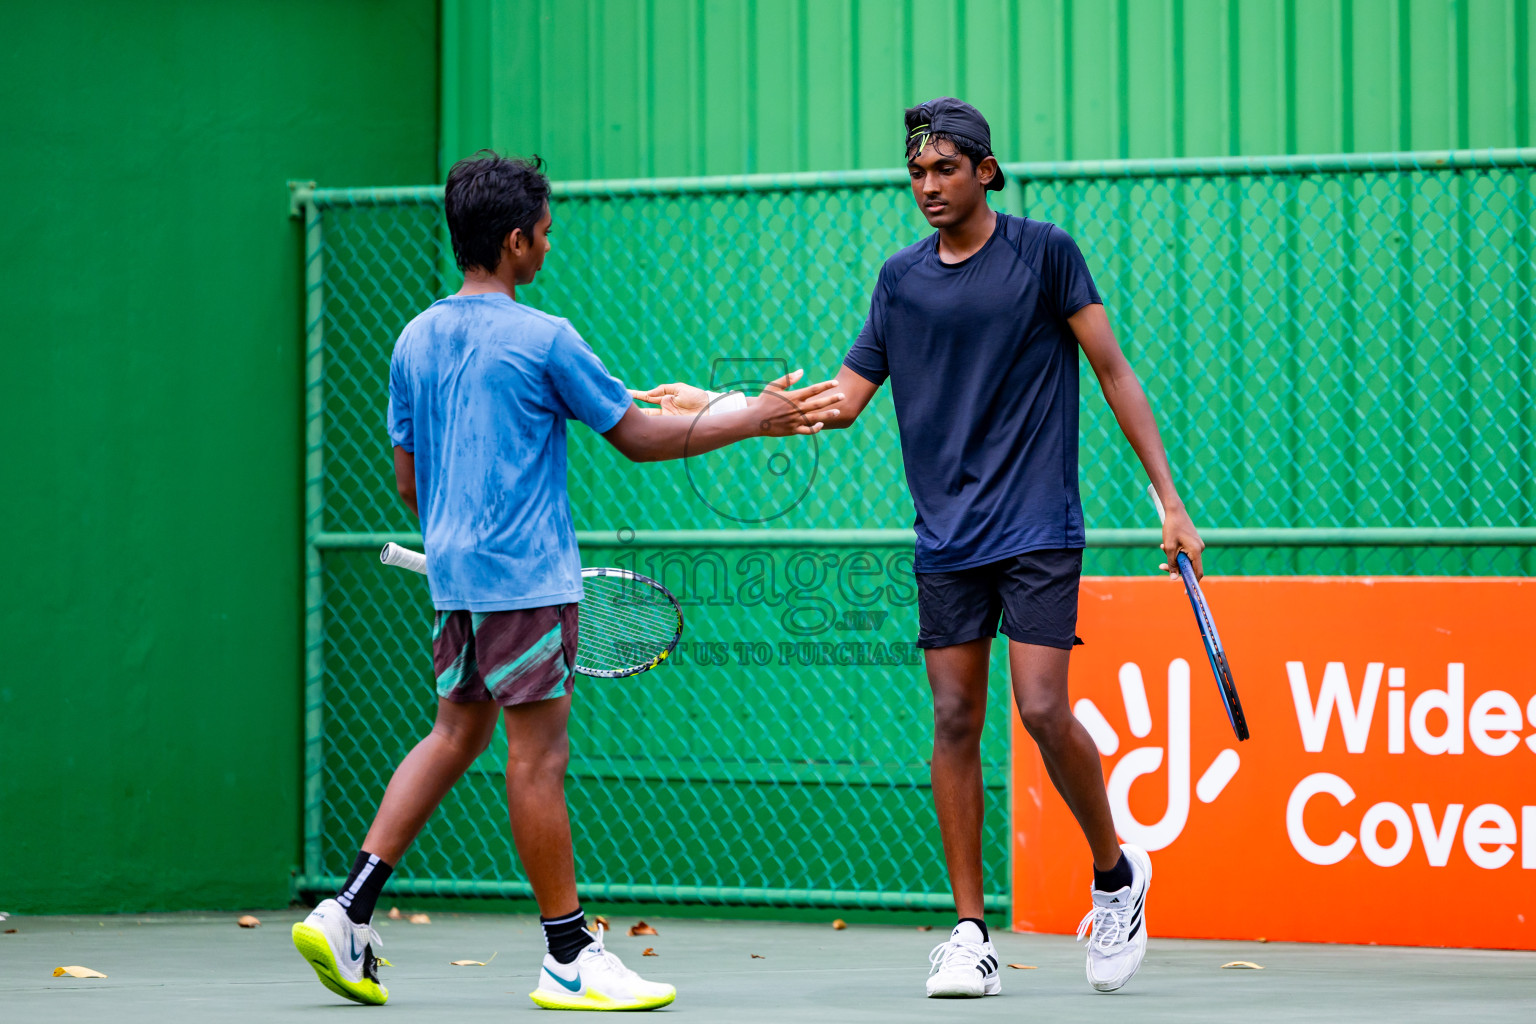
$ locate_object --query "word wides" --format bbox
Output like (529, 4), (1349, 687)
(1287, 661), (1536, 757)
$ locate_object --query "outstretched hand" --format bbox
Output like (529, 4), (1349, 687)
(748, 369), (843, 436)
(630, 370), (842, 435)
(628, 382), (711, 416)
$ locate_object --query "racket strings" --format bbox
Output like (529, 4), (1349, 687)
(577, 576), (680, 672)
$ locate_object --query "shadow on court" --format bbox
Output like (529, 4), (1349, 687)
(2, 911), (1533, 1022)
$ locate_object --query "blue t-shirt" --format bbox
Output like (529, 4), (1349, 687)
(387, 293), (632, 611)
(843, 214), (1102, 572)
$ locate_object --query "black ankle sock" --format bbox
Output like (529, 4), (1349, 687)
(336, 851), (393, 924)
(542, 907), (593, 964)
(958, 917), (990, 943)
(1094, 853), (1134, 893)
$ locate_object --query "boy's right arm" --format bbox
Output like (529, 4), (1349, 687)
(602, 372), (844, 462)
(393, 446), (418, 517)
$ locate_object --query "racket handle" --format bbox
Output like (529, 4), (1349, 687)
(1149, 484), (1195, 578)
(380, 542), (428, 575)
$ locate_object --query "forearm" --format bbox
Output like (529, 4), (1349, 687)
(608, 405), (761, 462)
(816, 367), (878, 430)
(1099, 366), (1184, 508)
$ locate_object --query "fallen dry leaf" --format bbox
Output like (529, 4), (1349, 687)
(408, 913), (432, 925)
(641, 947), (657, 956)
(388, 907), (402, 920)
(831, 919), (847, 930)
(53, 966), (107, 979)
(1006, 964), (1038, 970)
(751, 954), (765, 959)
(237, 915), (261, 928)
(916, 925), (933, 932)
(628, 921), (658, 937)
(3, 929), (16, 935)
(594, 915), (610, 930)
(1221, 961), (1264, 970)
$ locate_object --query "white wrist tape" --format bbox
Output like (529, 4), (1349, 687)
(705, 390), (749, 414)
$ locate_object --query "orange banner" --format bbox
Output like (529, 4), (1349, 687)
(1010, 577), (1536, 949)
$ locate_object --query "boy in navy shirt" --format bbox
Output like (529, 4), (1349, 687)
(636, 98), (1205, 999)
(292, 153), (843, 1011)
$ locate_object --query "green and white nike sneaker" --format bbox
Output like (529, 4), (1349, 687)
(530, 924), (676, 1011)
(291, 898), (390, 1005)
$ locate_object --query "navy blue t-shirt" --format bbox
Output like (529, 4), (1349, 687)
(843, 213), (1101, 571)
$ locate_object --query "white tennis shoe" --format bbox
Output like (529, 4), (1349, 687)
(529, 923), (676, 1011)
(1078, 843), (1153, 992)
(291, 898), (389, 1005)
(925, 921), (1001, 998)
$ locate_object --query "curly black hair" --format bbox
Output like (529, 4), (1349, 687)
(444, 151), (551, 273)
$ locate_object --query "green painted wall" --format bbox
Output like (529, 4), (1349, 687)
(0, 0), (438, 913)
(443, 0), (1533, 177)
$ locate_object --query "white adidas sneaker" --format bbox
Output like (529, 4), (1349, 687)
(1077, 844), (1153, 992)
(925, 921), (1001, 998)
(529, 923), (677, 1011)
(291, 898), (389, 1005)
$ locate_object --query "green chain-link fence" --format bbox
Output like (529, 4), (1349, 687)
(292, 147), (1536, 911)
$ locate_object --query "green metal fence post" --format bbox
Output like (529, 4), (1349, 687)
(294, 182), (326, 895)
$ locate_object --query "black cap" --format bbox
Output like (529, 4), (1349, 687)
(907, 97), (1006, 191)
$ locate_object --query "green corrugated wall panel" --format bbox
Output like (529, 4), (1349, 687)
(444, 0), (1534, 177)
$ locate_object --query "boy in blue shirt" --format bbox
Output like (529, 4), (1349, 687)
(635, 98), (1206, 1000)
(292, 153), (843, 1011)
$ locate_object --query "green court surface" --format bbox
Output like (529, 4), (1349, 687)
(3, 911), (1532, 1023)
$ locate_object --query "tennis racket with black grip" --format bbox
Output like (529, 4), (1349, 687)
(1147, 486), (1250, 741)
(379, 542), (683, 679)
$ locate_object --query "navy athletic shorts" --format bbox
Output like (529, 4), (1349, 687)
(915, 548), (1084, 650)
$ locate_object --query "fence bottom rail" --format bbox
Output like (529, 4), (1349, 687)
(295, 875), (1006, 912)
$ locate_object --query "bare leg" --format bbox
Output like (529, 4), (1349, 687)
(925, 637), (993, 921)
(503, 694), (579, 917)
(1008, 641), (1121, 870)
(361, 697), (500, 864)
